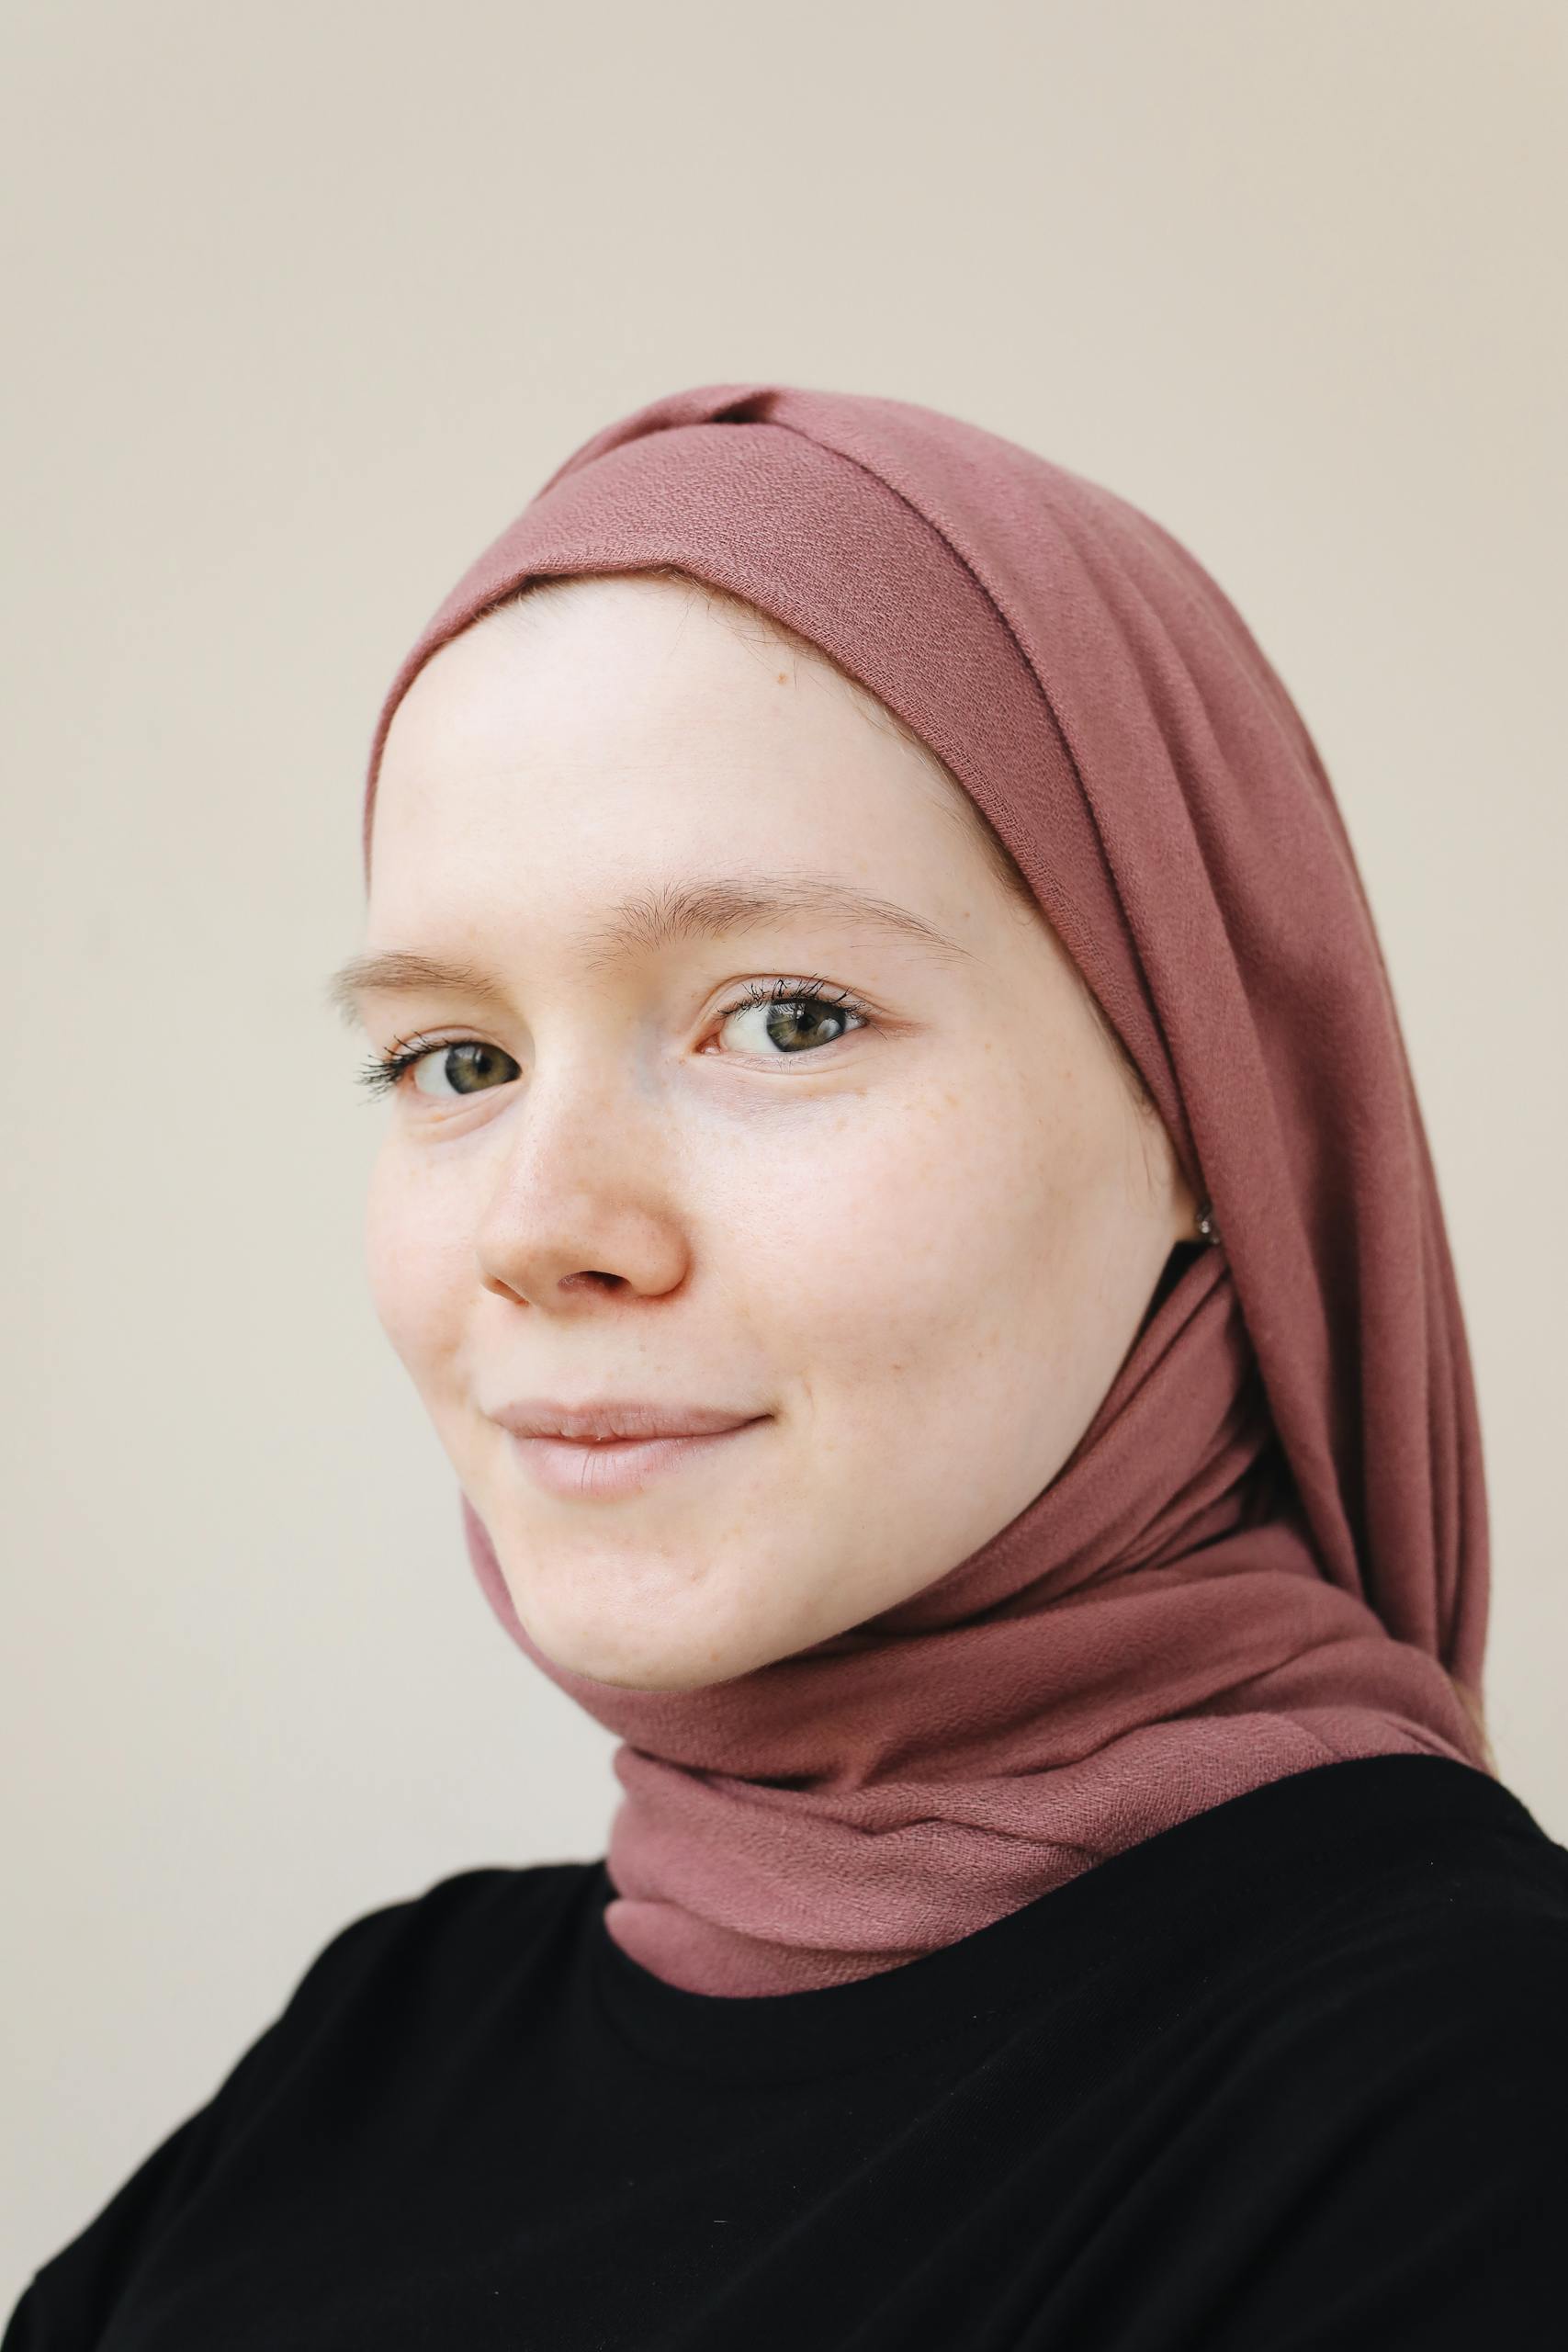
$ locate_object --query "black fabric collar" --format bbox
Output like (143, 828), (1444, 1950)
(586, 1753), (1551, 2083)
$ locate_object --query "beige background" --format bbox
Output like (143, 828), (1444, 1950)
(3, 0), (1563, 2309)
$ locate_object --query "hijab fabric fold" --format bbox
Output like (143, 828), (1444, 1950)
(361, 382), (1493, 1996)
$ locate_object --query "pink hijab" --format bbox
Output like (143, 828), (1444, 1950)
(360, 381), (1493, 1996)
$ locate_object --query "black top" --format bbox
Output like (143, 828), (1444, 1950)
(7, 1753), (1566, 2350)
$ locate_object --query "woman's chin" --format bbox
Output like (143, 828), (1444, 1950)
(539, 1630), (756, 1694)
(517, 1591), (794, 1694)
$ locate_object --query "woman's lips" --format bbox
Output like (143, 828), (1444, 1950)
(507, 1419), (769, 1500)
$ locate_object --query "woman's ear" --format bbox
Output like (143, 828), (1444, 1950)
(1130, 1086), (1204, 1250)
(1134, 1231), (1205, 1338)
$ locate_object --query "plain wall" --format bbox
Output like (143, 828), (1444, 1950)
(3, 0), (1563, 2310)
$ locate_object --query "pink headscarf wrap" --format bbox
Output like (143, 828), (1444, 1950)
(360, 381), (1493, 1996)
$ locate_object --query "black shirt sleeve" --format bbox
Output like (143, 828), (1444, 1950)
(1196, 1921), (1566, 2348)
(2, 1907), (389, 2351)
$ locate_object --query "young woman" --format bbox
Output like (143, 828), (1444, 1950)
(8, 381), (1562, 2348)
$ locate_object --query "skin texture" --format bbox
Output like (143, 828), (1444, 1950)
(351, 574), (1201, 1691)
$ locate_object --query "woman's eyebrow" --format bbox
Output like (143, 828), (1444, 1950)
(324, 874), (974, 1024)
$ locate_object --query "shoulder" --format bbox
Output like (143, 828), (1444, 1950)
(290, 1852), (603, 1975)
(1, 1860), (604, 2348)
(1221, 1762), (1568, 2091)
(1185, 1800), (1568, 2344)
(1242, 1879), (1568, 2126)
(261, 1855), (604, 2046)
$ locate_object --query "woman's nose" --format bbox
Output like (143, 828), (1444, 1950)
(472, 1061), (692, 1310)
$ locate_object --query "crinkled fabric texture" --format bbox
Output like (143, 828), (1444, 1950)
(361, 382), (1492, 1996)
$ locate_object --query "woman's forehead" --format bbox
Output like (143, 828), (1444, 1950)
(371, 616), (1010, 920)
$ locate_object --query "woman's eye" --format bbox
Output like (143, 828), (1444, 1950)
(357, 981), (874, 1102)
(404, 1040), (518, 1099)
(714, 981), (872, 1057)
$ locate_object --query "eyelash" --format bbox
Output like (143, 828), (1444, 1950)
(353, 976), (877, 1100)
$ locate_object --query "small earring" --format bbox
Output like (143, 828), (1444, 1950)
(1195, 1200), (1220, 1248)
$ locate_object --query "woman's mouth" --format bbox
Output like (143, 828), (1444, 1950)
(506, 1419), (770, 1500)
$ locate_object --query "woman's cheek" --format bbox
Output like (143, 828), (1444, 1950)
(363, 1146), (468, 1373)
(776, 1105), (1013, 1371)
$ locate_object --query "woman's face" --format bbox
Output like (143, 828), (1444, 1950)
(348, 576), (1198, 1691)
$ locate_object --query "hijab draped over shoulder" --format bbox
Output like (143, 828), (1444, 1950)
(361, 383), (1493, 1996)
